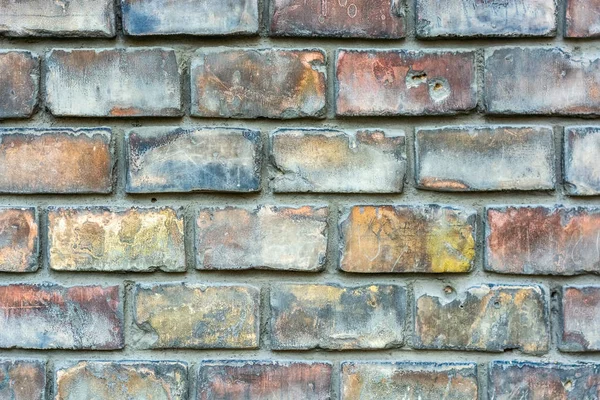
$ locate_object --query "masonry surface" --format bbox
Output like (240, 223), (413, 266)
(1, 0), (600, 399)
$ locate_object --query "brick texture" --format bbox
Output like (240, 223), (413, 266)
(560, 286), (600, 352)
(0, 360), (45, 400)
(0, 51), (39, 119)
(566, 0), (600, 37)
(564, 126), (600, 195)
(0, 207), (38, 273)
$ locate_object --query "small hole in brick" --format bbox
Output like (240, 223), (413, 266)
(493, 301), (501, 308)
(151, 198), (157, 203)
(444, 286), (454, 295)
(433, 82), (443, 91)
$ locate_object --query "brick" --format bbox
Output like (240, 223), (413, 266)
(197, 205), (328, 272)
(416, 0), (555, 38)
(190, 48), (326, 119)
(46, 48), (181, 117)
(489, 361), (600, 399)
(560, 286), (600, 352)
(270, 284), (405, 350)
(564, 126), (600, 195)
(0, 208), (38, 273)
(55, 361), (188, 400)
(336, 49), (476, 116)
(486, 206), (600, 275)
(339, 205), (476, 273)
(132, 283), (260, 349)
(0, 283), (123, 349)
(341, 362), (478, 400)
(0, 360), (45, 400)
(0, 0), (113, 37)
(415, 125), (555, 191)
(270, 0), (405, 38)
(414, 284), (549, 354)
(566, 0), (600, 37)
(270, 128), (406, 193)
(48, 207), (185, 273)
(197, 361), (332, 400)
(126, 127), (261, 193)
(123, 0), (258, 36)
(0, 51), (39, 119)
(0, 128), (112, 194)
(485, 47), (600, 115)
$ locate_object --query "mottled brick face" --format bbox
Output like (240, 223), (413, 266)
(0, 51), (39, 119)
(566, 0), (600, 37)
(564, 127), (600, 195)
(122, 0), (258, 36)
(414, 284), (549, 354)
(0, 128), (112, 194)
(0, 360), (45, 400)
(416, 126), (555, 191)
(485, 47), (600, 115)
(46, 48), (181, 117)
(340, 205), (476, 273)
(270, 284), (406, 350)
(133, 283), (260, 349)
(0, 284), (123, 349)
(341, 362), (478, 400)
(489, 361), (600, 399)
(126, 127), (262, 193)
(270, 129), (406, 193)
(560, 286), (600, 352)
(197, 361), (332, 400)
(270, 0), (405, 38)
(197, 206), (328, 271)
(48, 207), (185, 272)
(191, 48), (327, 119)
(0, 208), (38, 273)
(55, 361), (188, 400)
(486, 206), (600, 275)
(416, 0), (555, 37)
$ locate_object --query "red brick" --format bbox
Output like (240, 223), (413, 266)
(336, 49), (477, 116)
(191, 48), (327, 119)
(486, 206), (600, 275)
(560, 286), (600, 352)
(0, 283), (123, 349)
(0, 208), (38, 273)
(564, 126), (600, 195)
(0, 360), (45, 400)
(270, 0), (405, 38)
(0, 128), (112, 194)
(566, 0), (600, 37)
(0, 51), (39, 119)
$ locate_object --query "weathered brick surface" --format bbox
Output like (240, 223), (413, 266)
(123, 0), (258, 36)
(270, 0), (405, 38)
(560, 286), (600, 352)
(336, 49), (476, 116)
(0, 128), (112, 194)
(339, 205), (476, 273)
(48, 207), (185, 272)
(485, 47), (600, 115)
(489, 361), (600, 399)
(270, 284), (406, 350)
(46, 48), (181, 117)
(0, 51), (39, 119)
(0, 0), (114, 37)
(197, 361), (332, 400)
(0, 283), (123, 349)
(0, 208), (38, 273)
(0, 360), (45, 400)
(126, 127), (262, 193)
(415, 126), (555, 191)
(566, 0), (600, 37)
(564, 126), (600, 195)
(486, 206), (600, 275)
(414, 284), (549, 354)
(341, 362), (478, 399)
(190, 48), (327, 119)
(133, 283), (260, 349)
(416, 0), (556, 38)
(197, 205), (328, 271)
(55, 361), (188, 400)
(270, 128), (406, 193)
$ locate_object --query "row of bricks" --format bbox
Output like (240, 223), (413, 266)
(8, 47), (600, 118)
(4, 358), (600, 400)
(0, 125), (598, 195)
(0, 0), (598, 39)
(0, 282), (594, 353)
(2, 204), (600, 275)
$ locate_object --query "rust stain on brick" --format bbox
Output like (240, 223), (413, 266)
(0, 360), (45, 400)
(560, 286), (600, 352)
(0, 208), (38, 272)
(0, 51), (39, 119)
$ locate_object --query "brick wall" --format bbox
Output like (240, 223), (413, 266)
(0, 0), (599, 399)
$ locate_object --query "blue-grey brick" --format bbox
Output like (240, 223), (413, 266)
(564, 126), (600, 195)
